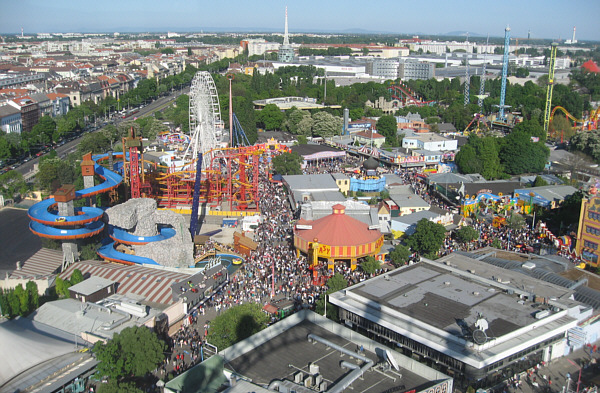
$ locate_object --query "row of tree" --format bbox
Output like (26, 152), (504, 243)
(0, 64), (199, 163)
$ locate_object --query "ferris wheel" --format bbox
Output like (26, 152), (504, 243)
(184, 71), (224, 169)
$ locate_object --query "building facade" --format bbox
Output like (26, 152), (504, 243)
(576, 196), (600, 267)
(0, 104), (22, 134)
(398, 59), (436, 80)
(329, 254), (588, 388)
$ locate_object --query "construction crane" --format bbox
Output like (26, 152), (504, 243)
(498, 26), (511, 120)
(543, 42), (559, 136)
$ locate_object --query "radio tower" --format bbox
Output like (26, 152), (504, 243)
(283, 7), (289, 46)
(499, 26), (511, 120)
(277, 7), (295, 62)
(464, 54), (470, 106)
(478, 35), (489, 111)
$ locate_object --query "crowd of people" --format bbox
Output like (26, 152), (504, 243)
(158, 150), (581, 384)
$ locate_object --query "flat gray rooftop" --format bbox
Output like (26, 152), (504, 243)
(226, 320), (431, 392)
(352, 258), (575, 339)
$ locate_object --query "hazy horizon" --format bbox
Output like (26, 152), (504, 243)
(1, 0), (599, 42)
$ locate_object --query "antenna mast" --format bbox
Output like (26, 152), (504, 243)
(499, 26), (511, 120)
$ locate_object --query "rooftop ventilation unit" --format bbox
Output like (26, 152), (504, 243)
(522, 262), (536, 270)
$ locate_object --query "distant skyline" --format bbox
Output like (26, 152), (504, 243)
(1, 0), (599, 42)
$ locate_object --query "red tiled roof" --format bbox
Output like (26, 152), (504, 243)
(47, 92), (67, 100)
(355, 130), (385, 139)
(294, 204), (381, 247)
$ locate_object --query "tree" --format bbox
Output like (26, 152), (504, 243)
(491, 238), (502, 249)
(516, 67), (530, 78)
(36, 158), (77, 192)
(77, 132), (111, 155)
(5, 291), (20, 318)
(13, 284), (28, 316)
(360, 256), (381, 275)
(55, 276), (71, 298)
(285, 108), (313, 136)
(325, 273), (348, 293)
(257, 104), (284, 130)
(455, 136), (504, 180)
(533, 175), (548, 187)
(389, 244), (411, 267)
(80, 243), (100, 261)
(93, 326), (166, 381)
(272, 152), (303, 175)
(31, 115), (57, 144)
(25, 281), (39, 311)
(376, 115), (398, 145)
(312, 111), (343, 137)
(406, 219), (447, 256)
(206, 303), (268, 350)
(70, 269), (84, 285)
(499, 131), (549, 175)
(455, 226), (479, 243)
(506, 212), (525, 229)
(315, 274), (348, 320)
(97, 380), (143, 393)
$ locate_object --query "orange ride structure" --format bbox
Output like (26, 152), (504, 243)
(155, 145), (262, 212)
(294, 204), (384, 285)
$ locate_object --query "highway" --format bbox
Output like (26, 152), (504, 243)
(14, 86), (189, 182)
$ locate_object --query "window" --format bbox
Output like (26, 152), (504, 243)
(585, 226), (600, 236)
(584, 240), (598, 250)
(588, 211), (600, 221)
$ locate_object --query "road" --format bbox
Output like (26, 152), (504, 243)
(14, 86), (189, 181)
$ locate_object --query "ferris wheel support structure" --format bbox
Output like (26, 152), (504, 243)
(184, 71), (224, 169)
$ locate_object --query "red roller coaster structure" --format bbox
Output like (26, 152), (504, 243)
(388, 82), (436, 107)
(155, 145), (262, 211)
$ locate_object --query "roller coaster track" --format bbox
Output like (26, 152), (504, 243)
(550, 106), (584, 124)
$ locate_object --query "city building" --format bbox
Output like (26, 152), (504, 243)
(576, 195), (600, 267)
(366, 58), (400, 79)
(0, 104), (22, 134)
(283, 174), (346, 208)
(353, 129), (386, 148)
(402, 132), (459, 152)
(329, 252), (598, 388)
(398, 58), (436, 80)
(8, 97), (39, 133)
(165, 310), (452, 393)
(388, 193), (431, 216)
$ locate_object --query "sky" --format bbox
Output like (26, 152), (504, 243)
(1, 0), (599, 41)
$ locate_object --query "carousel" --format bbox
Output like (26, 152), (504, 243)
(293, 204), (384, 273)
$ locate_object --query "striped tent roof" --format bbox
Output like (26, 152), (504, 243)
(9, 248), (63, 280)
(60, 261), (191, 306)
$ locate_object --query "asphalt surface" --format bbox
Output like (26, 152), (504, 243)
(0, 207), (42, 272)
